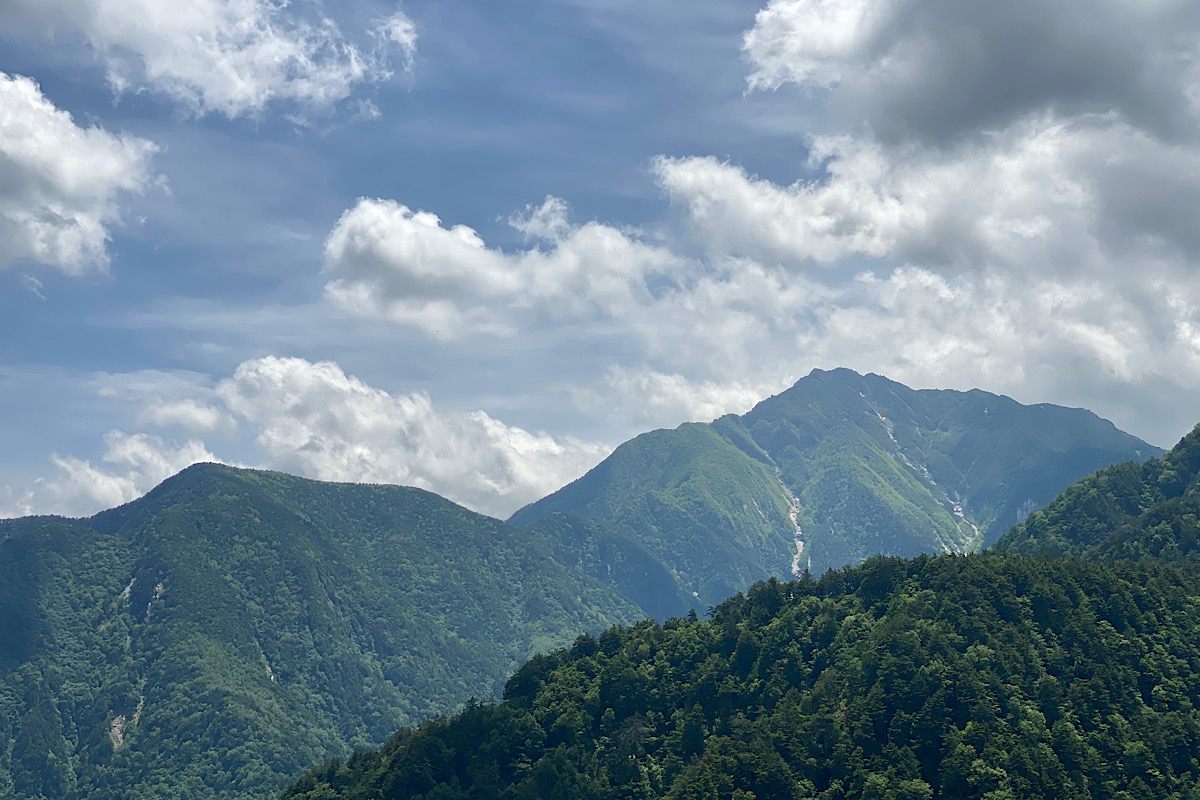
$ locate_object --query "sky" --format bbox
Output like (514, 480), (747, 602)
(2, 0), (1200, 521)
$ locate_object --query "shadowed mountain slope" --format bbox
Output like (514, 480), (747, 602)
(0, 464), (642, 800)
(997, 423), (1200, 561)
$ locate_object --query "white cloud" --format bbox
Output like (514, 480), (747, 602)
(569, 366), (789, 429)
(0, 72), (158, 274)
(323, 196), (690, 339)
(138, 398), (238, 436)
(654, 147), (904, 266)
(724, 0), (1200, 287)
(216, 356), (611, 518)
(2, 356), (614, 520)
(2, 0), (417, 119)
(744, 0), (882, 92)
(654, 115), (1200, 279)
(509, 195), (573, 242)
(1, 432), (216, 519)
(318, 157), (1200, 441)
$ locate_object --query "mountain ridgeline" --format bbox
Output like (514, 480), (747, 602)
(0, 370), (1167, 800)
(0, 465), (645, 800)
(512, 368), (1160, 606)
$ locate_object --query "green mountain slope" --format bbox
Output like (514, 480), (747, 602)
(520, 514), (693, 624)
(0, 464), (643, 800)
(996, 423), (1200, 560)
(512, 422), (799, 607)
(287, 551), (1200, 800)
(512, 368), (1158, 603)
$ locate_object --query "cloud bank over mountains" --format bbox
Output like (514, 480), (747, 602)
(0, 357), (610, 520)
(318, 0), (1200, 432)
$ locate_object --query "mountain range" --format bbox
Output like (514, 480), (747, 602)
(0, 370), (1165, 799)
(286, 417), (1200, 800)
(513, 368), (1159, 606)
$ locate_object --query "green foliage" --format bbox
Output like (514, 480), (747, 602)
(513, 368), (1158, 595)
(286, 552), (1200, 800)
(997, 423), (1200, 560)
(0, 465), (643, 800)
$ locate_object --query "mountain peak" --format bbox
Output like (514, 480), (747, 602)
(801, 366), (864, 383)
(514, 369), (1161, 600)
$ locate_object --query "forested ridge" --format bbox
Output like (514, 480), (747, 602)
(0, 464), (642, 800)
(286, 552), (1200, 800)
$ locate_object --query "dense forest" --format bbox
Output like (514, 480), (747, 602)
(284, 552), (1200, 800)
(514, 368), (1158, 597)
(0, 465), (643, 800)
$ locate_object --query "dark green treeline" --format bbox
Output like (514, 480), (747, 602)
(286, 552), (1200, 800)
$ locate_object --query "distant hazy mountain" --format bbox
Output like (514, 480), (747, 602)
(0, 464), (642, 800)
(996, 422), (1200, 561)
(512, 368), (1159, 607)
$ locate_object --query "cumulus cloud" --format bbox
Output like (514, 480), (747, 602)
(0, 432), (216, 519)
(2, 0), (417, 119)
(138, 398), (238, 436)
(0, 73), (158, 274)
(744, 0), (882, 93)
(654, 116), (1200, 277)
(568, 366), (790, 429)
(744, 0), (1200, 144)
(576, 0), (1200, 440)
(318, 152), (1200, 443)
(2, 356), (614, 520)
(215, 356), (610, 518)
(718, 0), (1200, 282)
(323, 196), (690, 338)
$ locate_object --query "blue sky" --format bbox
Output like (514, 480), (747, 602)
(3, 0), (1200, 518)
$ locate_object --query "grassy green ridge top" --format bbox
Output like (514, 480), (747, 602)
(0, 464), (643, 800)
(286, 551), (1200, 800)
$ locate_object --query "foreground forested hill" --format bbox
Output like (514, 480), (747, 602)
(286, 552), (1200, 800)
(513, 368), (1159, 605)
(0, 465), (644, 800)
